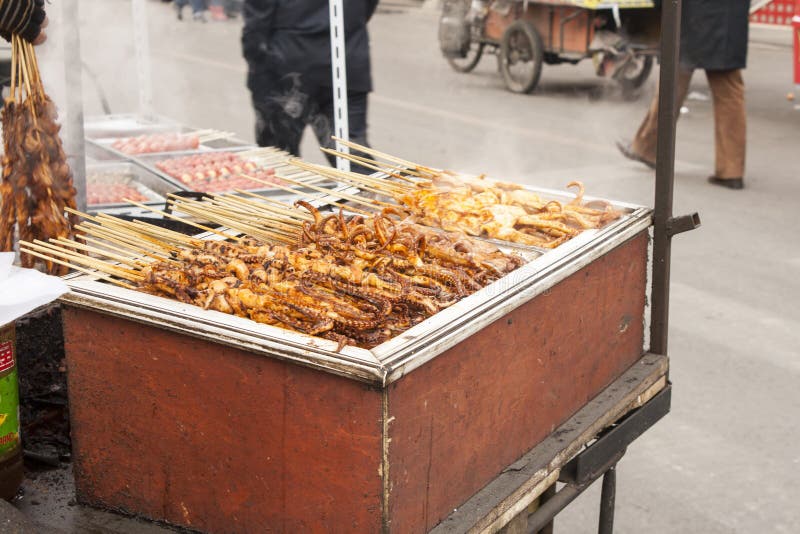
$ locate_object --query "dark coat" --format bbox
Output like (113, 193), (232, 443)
(680, 0), (750, 71)
(242, 0), (379, 94)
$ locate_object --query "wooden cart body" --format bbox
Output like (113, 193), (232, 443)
(59, 192), (656, 533)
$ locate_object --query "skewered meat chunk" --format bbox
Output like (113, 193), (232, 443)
(111, 203), (525, 349)
(111, 132), (201, 155)
(399, 177), (622, 248)
(155, 152), (281, 193)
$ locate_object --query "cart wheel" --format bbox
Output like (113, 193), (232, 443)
(618, 55), (654, 94)
(446, 42), (485, 73)
(499, 21), (543, 94)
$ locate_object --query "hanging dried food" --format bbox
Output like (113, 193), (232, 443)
(0, 35), (78, 273)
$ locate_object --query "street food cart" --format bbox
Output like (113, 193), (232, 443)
(5, 0), (696, 532)
(439, 0), (660, 94)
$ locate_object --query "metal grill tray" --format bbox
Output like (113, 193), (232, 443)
(89, 132), (254, 159)
(131, 149), (338, 197)
(61, 187), (651, 385)
(86, 162), (183, 211)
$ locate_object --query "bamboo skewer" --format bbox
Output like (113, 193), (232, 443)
(122, 199), (243, 242)
(77, 222), (179, 256)
(231, 177), (373, 216)
(92, 214), (197, 249)
(197, 202), (303, 233)
(18, 247), (137, 289)
(297, 155), (411, 194)
(78, 235), (175, 265)
(229, 191), (316, 221)
(30, 239), (143, 279)
(52, 237), (148, 268)
(97, 213), (202, 247)
(174, 200), (301, 235)
(22, 240), (142, 280)
(331, 137), (440, 179)
(66, 207), (191, 248)
(270, 174), (390, 209)
(165, 198), (298, 242)
(318, 148), (421, 188)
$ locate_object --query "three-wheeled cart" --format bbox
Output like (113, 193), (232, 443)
(439, 0), (660, 94)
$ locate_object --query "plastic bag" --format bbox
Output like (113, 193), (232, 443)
(0, 253), (69, 326)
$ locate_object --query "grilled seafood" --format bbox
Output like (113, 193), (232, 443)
(133, 205), (523, 349)
(399, 177), (621, 248)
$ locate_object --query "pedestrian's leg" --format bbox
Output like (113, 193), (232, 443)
(174, 0), (187, 20)
(189, 0), (207, 21)
(630, 68), (693, 163)
(345, 92), (377, 174)
(307, 89), (337, 165)
(705, 69), (746, 179)
(308, 89), (376, 174)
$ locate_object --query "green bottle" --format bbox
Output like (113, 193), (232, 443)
(0, 323), (23, 501)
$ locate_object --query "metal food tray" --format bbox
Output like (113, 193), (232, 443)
(86, 162), (184, 212)
(132, 148), (338, 197)
(88, 132), (254, 160)
(61, 187), (652, 384)
(84, 113), (181, 139)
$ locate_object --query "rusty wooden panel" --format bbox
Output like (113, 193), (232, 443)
(64, 309), (383, 533)
(485, 6), (592, 55)
(484, 9), (517, 42)
(386, 233), (648, 533)
(523, 7), (592, 54)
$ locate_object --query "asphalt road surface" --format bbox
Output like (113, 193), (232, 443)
(14, 1), (800, 532)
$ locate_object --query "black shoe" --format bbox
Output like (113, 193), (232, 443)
(707, 176), (744, 190)
(175, 4), (183, 20)
(616, 141), (656, 170)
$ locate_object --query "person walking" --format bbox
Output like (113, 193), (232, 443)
(241, 0), (379, 172)
(617, 0), (750, 190)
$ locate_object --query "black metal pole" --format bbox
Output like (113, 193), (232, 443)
(650, 0), (682, 356)
(598, 466), (617, 534)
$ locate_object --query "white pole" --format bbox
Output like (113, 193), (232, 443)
(61, 0), (87, 212)
(329, 0), (351, 172)
(132, 0), (153, 116)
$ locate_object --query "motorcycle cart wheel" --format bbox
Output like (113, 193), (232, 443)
(446, 42), (485, 73)
(499, 20), (544, 94)
(618, 55), (654, 94)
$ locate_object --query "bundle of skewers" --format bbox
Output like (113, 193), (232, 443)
(0, 35), (78, 273)
(292, 139), (623, 249)
(18, 190), (523, 350)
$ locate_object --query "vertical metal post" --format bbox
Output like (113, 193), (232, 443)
(62, 0), (87, 212)
(329, 0), (351, 172)
(598, 466), (617, 534)
(649, 0), (682, 356)
(132, 0), (153, 116)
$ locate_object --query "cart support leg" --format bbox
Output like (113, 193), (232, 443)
(536, 484), (556, 534)
(598, 466), (616, 534)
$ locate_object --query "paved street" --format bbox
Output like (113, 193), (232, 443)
(14, 1), (800, 532)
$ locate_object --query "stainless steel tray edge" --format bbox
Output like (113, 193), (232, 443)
(59, 280), (386, 384)
(58, 202), (651, 386)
